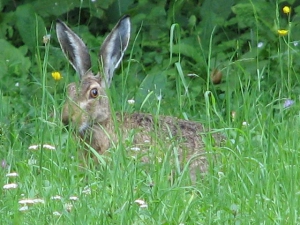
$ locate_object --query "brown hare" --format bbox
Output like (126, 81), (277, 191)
(56, 16), (222, 181)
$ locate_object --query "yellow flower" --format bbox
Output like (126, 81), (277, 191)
(277, 29), (288, 36)
(283, 6), (291, 14)
(51, 71), (62, 81)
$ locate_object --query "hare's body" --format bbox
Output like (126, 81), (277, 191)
(57, 16), (222, 180)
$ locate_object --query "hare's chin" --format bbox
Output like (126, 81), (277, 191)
(79, 122), (90, 134)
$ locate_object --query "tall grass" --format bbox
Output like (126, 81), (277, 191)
(1, 9), (300, 225)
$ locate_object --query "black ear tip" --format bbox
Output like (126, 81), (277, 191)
(56, 19), (66, 27)
(122, 15), (130, 19)
(120, 15), (130, 23)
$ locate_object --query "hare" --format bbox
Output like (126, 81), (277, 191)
(56, 16), (222, 181)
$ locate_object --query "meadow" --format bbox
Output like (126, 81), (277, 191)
(1, 0), (300, 224)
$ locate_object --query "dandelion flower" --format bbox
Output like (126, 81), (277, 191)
(3, 183), (18, 189)
(51, 71), (62, 81)
(283, 6), (291, 14)
(278, 29), (288, 36)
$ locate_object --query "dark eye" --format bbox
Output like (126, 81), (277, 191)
(90, 88), (98, 98)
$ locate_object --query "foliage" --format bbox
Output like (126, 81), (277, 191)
(1, 0), (300, 224)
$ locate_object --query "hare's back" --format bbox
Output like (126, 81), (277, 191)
(124, 113), (214, 150)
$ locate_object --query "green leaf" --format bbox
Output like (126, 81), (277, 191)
(0, 39), (31, 77)
(15, 4), (45, 51)
(33, 0), (77, 17)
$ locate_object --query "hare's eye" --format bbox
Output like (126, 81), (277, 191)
(90, 88), (98, 98)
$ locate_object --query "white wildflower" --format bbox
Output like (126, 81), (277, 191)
(134, 199), (148, 208)
(33, 198), (45, 204)
(43, 34), (51, 44)
(3, 183), (18, 189)
(82, 187), (91, 195)
(127, 99), (135, 105)
(19, 199), (35, 204)
(156, 93), (162, 101)
(187, 73), (199, 77)
(69, 196), (79, 201)
(257, 42), (264, 48)
(51, 195), (62, 200)
(53, 211), (61, 216)
(19, 205), (29, 212)
(64, 203), (73, 212)
(28, 144), (56, 150)
(18, 198), (45, 205)
(242, 121), (248, 126)
(42, 144), (56, 150)
(218, 172), (225, 178)
(28, 158), (37, 165)
(6, 172), (19, 177)
(130, 147), (141, 152)
(28, 144), (39, 150)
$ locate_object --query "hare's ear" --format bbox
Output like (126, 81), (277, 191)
(56, 20), (92, 79)
(99, 15), (130, 87)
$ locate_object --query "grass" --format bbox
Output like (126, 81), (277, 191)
(1, 20), (300, 225)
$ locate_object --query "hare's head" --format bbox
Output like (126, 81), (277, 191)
(56, 16), (130, 134)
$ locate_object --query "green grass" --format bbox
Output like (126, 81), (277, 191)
(1, 19), (300, 225)
(1, 72), (299, 225)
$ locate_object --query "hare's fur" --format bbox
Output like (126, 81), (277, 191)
(56, 16), (222, 180)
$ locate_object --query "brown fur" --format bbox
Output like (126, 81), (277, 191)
(63, 91), (223, 180)
(57, 16), (223, 181)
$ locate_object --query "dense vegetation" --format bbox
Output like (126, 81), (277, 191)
(1, 0), (300, 224)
